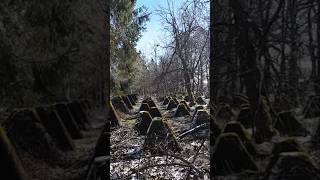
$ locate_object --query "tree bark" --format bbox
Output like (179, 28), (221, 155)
(288, 0), (299, 105)
(230, 0), (274, 143)
(316, 0), (320, 95)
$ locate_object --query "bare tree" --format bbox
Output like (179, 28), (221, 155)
(156, 0), (209, 99)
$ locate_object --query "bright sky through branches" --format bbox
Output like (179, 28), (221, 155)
(135, 0), (185, 61)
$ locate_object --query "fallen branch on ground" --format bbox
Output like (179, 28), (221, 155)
(177, 123), (209, 140)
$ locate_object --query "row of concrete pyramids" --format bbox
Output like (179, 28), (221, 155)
(0, 99), (93, 179)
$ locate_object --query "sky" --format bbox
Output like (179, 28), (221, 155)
(135, 0), (185, 61)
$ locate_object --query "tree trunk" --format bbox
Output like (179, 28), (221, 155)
(316, 0), (320, 95)
(288, 0), (299, 105)
(181, 60), (193, 101)
(308, 4), (316, 81)
(230, 0), (274, 143)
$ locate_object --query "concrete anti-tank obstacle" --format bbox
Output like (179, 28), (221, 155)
(163, 97), (171, 105)
(132, 94), (138, 102)
(180, 100), (190, 111)
(172, 97), (179, 105)
(141, 99), (148, 104)
(210, 116), (222, 146)
(189, 100), (196, 107)
(174, 103), (190, 117)
(4, 109), (63, 161)
(127, 95), (136, 105)
(149, 107), (162, 118)
(215, 103), (235, 120)
(54, 103), (83, 139)
(236, 106), (253, 128)
(232, 94), (249, 107)
(127, 94), (135, 104)
(111, 96), (130, 114)
(144, 117), (181, 154)
(35, 106), (75, 151)
(67, 101), (90, 130)
(133, 94), (139, 102)
(179, 109), (210, 138)
(109, 102), (121, 128)
(195, 96), (206, 105)
(192, 109), (209, 127)
(177, 95), (184, 100)
(130, 94), (136, 102)
(135, 111), (153, 135)
(139, 103), (150, 112)
(195, 105), (205, 111)
(66, 102), (86, 130)
(191, 105), (204, 122)
(121, 96), (133, 109)
(147, 99), (156, 108)
(313, 119), (320, 143)
(223, 121), (256, 155)
(303, 96), (320, 118)
(274, 111), (307, 136)
(211, 133), (258, 176)
(184, 95), (191, 102)
(266, 152), (319, 180)
(178, 108), (212, 138)
(91, 123), (108, 158)
(254, 96), (277, 144)
(167, 99), (178, 110)
(265, 138), (306, 174)
(272, 138), (305, 156)
(86, 123), (109, 180)
(144, 96), (152, 102)
(0, 125), (29, 180)
(158, 96), (166, 102)
(74, 100), (91, 124)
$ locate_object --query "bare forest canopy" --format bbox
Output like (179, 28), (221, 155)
(211, 0), (320, 110)
(210, 0), (320, 144)
(111, 0), (210, 100)
(207, 0), (320, 178)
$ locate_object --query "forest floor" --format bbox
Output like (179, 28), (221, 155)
(19, 108), (106, 180)
(212, 106), (320, 180)
(109, 96), (320, 179)
(110, 97), (210, 179)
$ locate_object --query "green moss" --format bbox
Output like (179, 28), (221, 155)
(144, 117), (181, 154)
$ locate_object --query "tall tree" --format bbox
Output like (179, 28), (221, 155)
(110, 0), (149, 94)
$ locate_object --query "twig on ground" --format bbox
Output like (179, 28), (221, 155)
(184, 139), (206, 179)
